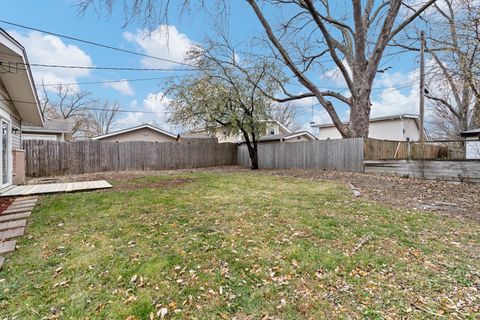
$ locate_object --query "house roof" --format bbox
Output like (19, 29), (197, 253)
(92, 123), (178, 140)
(257, 131), (317, 142)
(461, 128), (480, 137)
(0, 28), (43, 126)
(311, 114), (420, 129)
(22, 119), (74, 134)
(259, 120), (292, 134)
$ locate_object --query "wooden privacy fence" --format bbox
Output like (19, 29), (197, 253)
(23, 140), (237, 177)
(237, 138), (365, 172)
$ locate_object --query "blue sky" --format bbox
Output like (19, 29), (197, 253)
(1, 1), (425, 134)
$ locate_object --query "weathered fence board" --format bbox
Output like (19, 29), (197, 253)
(23, 140), (237, 177)
(364, 160), (480, 183)
(237, 138), (365, 172)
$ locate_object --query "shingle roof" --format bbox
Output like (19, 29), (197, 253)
(461, 128), (480, 136)
(92, 123), (177, 140)
(257, 131), (317, 142)
(22, 119), (74, 133)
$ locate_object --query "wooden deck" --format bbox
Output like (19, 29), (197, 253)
(0, 180), (112, 197)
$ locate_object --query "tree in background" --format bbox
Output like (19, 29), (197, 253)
(166, 43), (281, 169)
(422, 0), (480, 138)
(77, 0), (437, 138)
(90, 101), (121, 135)
(40, 84), (121, 138)
(268, 103), (301, 132)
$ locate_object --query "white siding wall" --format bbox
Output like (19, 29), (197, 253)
(0, 84), (22, 149)
(466, 141), (480, 159)
(200, 122), (291, 143)
(317, 118), (420, 141)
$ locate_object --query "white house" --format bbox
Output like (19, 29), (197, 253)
(0, 28), (44, 186)
(187, 120), (316, 144)
(461, 128), (480, 159)
(312, 114), (421, 141)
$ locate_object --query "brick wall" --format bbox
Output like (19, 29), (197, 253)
(12, 149), (25, 185)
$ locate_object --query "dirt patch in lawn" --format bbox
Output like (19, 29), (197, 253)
(0, 197), (14, 213)
(112, 177), (195, 191)
(262, 169), (480, 221)
(26, 166), (245, 185)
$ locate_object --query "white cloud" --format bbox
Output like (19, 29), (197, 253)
(8, 30), (93, 91)
(117, 92), (183, 133)
(371, 68), (421, 117)
(123, 25), (194, 69)
(323, 59), (352, 87)
(104, 80), (134, 95)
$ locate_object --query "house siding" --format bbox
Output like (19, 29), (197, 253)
(97, 127), (177, 142)
(195, 121), (292, 143)
(12, 117), (21, 149)
(317, 118), (420, 141)
(0, 84), (22, 149)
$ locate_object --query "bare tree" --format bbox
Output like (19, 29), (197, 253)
(40, 84), (94, 137)
(421, 0), (480, 138)
(39, 82), (56, 118)
(269, 103), (301, 132)
(90, 100), (121, 136)
(77, 0), (437, 138)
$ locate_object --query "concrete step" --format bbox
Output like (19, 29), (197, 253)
(0, 240), (16, 254)
(0, 212), (31, 222)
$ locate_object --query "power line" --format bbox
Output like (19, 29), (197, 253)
(37, 75), (193, 87)
(0, 19), (195, 68)
(2, 61), (196, 72)
(0, 98), (172, 114)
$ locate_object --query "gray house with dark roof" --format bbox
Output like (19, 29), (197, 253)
(22, 119), (74, 141)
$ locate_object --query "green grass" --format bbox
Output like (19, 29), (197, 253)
(0, 172), (479, 319)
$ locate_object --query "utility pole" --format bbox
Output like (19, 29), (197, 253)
(419, 31), (426, 141)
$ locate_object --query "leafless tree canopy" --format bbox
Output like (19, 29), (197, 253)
(421, 0), (480, 138)
(40, 84), (121, 138)
(76, 0), (438, 138)
(269, 103), (301, 132)
(90, 101), (121, 135)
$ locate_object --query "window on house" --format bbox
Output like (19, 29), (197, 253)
(269, 128), (275, 135)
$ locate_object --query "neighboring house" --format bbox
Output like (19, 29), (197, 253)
(255, 131), (317, 144)
(461, 128), (480, 159)
(22, 119), (74, 141)
(187, 120), (302, 143)
(92, 123), (178, 142)
(311, 114), (421, 141)
(0, 28), (44, 187)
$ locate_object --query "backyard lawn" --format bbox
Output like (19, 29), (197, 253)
(0, 172), (479, 319)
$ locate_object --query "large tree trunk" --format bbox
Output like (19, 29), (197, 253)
(348, 91), (371, 137)
(246, 142), (259, 170)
